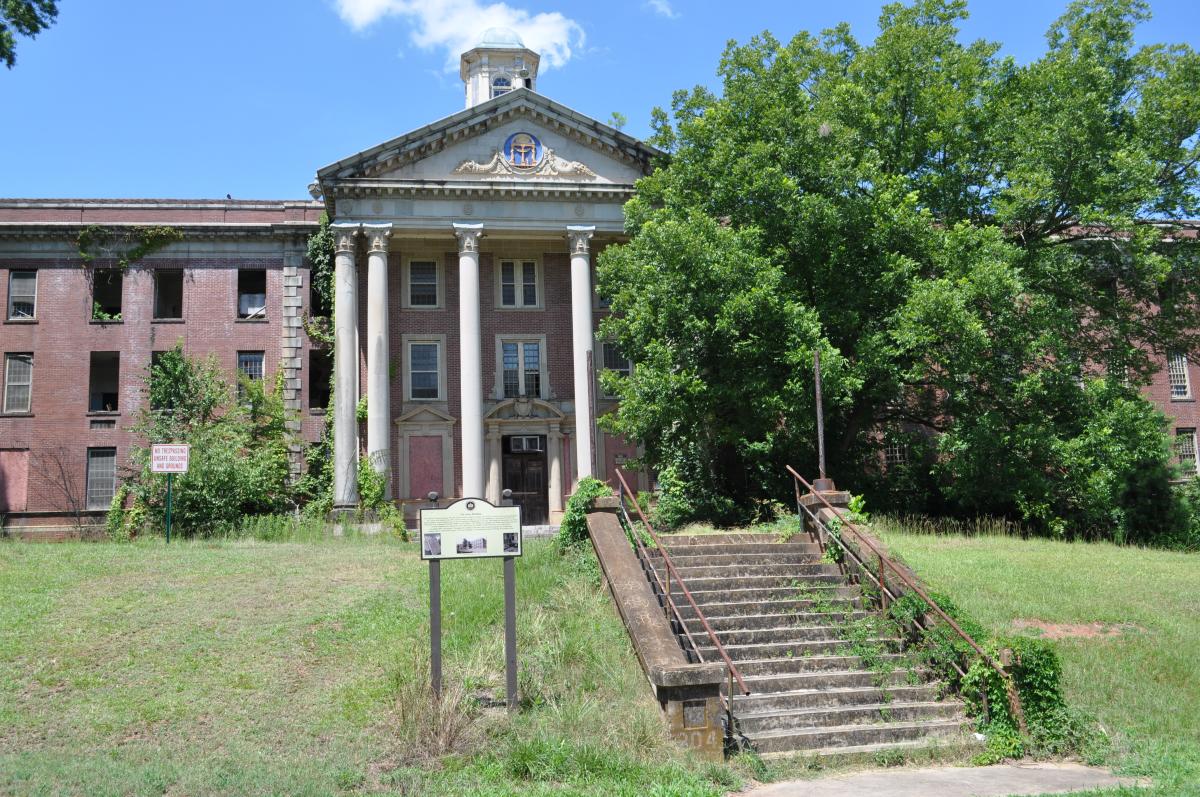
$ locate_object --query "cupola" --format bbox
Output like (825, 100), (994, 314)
(460, 28), (540, 108)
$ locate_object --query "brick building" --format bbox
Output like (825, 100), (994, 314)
(2, 29), (1197, 534)
(0, 30), (651, 534)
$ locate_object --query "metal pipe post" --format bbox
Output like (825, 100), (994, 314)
(503, 556), (518, 711)
(814, 350), (826, 480)
(430, 560), (442, 698)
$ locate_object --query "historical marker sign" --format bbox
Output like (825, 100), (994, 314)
(420, 498), (522, 560)
(150, 444), (190, 473)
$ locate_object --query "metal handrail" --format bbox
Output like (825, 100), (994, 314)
(613, 469), (750, 697)
(785, 465), (1027, 734)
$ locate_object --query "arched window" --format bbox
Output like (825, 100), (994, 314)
(491, 75), (513, 99)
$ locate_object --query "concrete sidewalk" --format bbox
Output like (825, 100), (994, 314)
(743, 762), (1141, 796)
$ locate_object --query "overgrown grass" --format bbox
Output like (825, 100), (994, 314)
(873, 527), (1200, 797)
(0, 536), (732, 796)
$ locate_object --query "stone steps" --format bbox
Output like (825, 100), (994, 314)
(650, 532), (969, 757)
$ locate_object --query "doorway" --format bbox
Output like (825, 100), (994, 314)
(502, 434), (548, 525)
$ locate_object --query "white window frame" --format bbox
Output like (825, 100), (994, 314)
(495, 258), (542, 310)
(3, 353), (33, 414)
(7, 270), (37, 319)
(1176, 428), (1198, 478)
(491, 74), (514, 99)
(599, 341), (632, 399)
(86, 447), (117, 510)
(495, 334), (548, 400)
(1168, 352), (1191, 399)
(403, 257), (443, 310)
(402, 334), (446, 402)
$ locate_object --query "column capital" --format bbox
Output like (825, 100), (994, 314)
(566, 225), (596, 255)
(363, 223), (392, 254)
(453, 222), (484, 254)
(331, 222), (361, 254)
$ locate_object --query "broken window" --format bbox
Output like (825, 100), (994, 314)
(88, 352), (120, 412)
(237, 270), (267, 319)
(153, 270), (183, 319)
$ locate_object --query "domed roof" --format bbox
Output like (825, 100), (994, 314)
(477, 27), (525, 49)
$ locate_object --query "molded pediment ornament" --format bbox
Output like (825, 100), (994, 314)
(484, 397), (566, 421)
(454, 132), (597, 180)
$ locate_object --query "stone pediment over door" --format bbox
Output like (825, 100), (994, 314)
(315, 89), (663, 191)
(396, 405), (456, 427)
(484, 397), (566, 422)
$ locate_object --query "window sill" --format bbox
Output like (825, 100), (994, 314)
(495, 306), (545, 312)
(86, 411), (121, 417)
(1170, 397), (1194, 402)
(236, 317), (269, 323)
(407, 397), (443, 403)
(402, 305), (445, 311)
(4, 318), (37, 324)
(152, 318), (185, 324)
(0, 412), (33, 418)
(309, 407), (327, 415)
(89, 319), (123, 326)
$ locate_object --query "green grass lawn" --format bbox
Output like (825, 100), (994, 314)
(0, 536), (733, 797)
(873, 526), (1200, 797)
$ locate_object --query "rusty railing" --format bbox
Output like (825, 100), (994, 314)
(785, 465), (1027, 734)
(613, 469), (750, 714)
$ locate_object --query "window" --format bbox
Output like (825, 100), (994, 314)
(408, 261), (438, 307)
(92, 270), (122, 321)
(86, 447), (117, 510)
(238, 351), (265, 382)
(409, 341), (441, 400)
(7, 271), (36, 319)
(1177, 428), (1198, 478)
(309, 349), (332, 409)
(153, 270), (183, 319)
(88, 352), (120, 412)
(237, 270), (266, 319)
(601, 341), (632, 398)
(883, 439), (908, 468)
(508, 435), (545, 452)
(502, 340), (541, 398)
(1168, 353), (1191, 399)
(492, 75), (513, 99)
(3, 353), (32, 413)
(499, 259), (538, 308)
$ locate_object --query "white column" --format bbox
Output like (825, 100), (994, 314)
(548, 424), (563, 514)
(454, 222), (485, 498)
(364, 223), (393, 499)
(486, 428), (502, 504)
(332, 223), (361, 510)
(567, 225), (597, 484)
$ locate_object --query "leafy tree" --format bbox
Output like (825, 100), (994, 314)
(1, 1), (57, 69)
(598, 0), (1200, 542)
(113, 344), (295, 536)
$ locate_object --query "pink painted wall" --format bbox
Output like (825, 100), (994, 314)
(409, 435), (443, 499)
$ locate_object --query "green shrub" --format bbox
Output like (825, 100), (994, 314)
(556, 476), (612, 547)
(105, 485), (131, 542)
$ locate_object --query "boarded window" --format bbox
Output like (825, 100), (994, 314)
(0, 449), (29, 511)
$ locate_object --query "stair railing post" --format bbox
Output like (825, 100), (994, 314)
(879, 554), (888, 612)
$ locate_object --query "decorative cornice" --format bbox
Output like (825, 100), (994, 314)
(566, 225), (595, 255)
(328, 180), (634, 202)
(453, 222), (484, 254)
(452, 146), (597, 180)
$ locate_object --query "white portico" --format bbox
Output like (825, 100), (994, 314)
(315, 30), (661, 519)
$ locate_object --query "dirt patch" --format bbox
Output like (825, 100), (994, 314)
(1013, 618), (1141, 639)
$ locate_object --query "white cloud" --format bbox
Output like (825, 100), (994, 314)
(334, 0), (585, 71)
(644, 0), (678, 19)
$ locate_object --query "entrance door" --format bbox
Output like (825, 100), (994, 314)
(502, 434), (548, 525)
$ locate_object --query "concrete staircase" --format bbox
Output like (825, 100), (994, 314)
(647, 532), (971, 759)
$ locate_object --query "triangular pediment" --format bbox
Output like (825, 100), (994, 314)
(396, 406), (456, 425)
(316, 90), (663, 190)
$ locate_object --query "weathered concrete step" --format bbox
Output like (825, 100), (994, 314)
(755, 736), (979, 761)
(731, 684), (942, 713)
(655, 542), (822, 557)
(659, 533), (784, 545)
(735, 700), (963, 734)
(732, 653), (909, 676)
(695, 625), (853, 646)
(651, 551), (824, 567)
(677, 584), (860, 605)
(657, 563), (842, 579)
(669, 574), (848, 594)
(684, 610), (870, 632)
(736, 667), (930, 694)
(675, 598), (864, 619)
(742, 718), (971, 754)
(696, 637), (897, 661)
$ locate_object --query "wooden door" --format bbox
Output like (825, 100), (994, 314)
(502, 435), (548, 525)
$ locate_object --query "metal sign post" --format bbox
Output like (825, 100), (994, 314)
(150, 444), (189, 543)
(420, 496), (523, 710)
(814, 350), (827, 481)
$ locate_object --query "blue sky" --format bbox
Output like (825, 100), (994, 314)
(1, 0), (1198, 199)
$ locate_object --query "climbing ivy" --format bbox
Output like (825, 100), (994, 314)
(77, 225), (183, 272)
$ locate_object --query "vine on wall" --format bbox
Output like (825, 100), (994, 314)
(77, 225), (184, 271)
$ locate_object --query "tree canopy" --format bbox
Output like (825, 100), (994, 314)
(1, 1), (57, 68)
(597, 0), (1200, 546)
